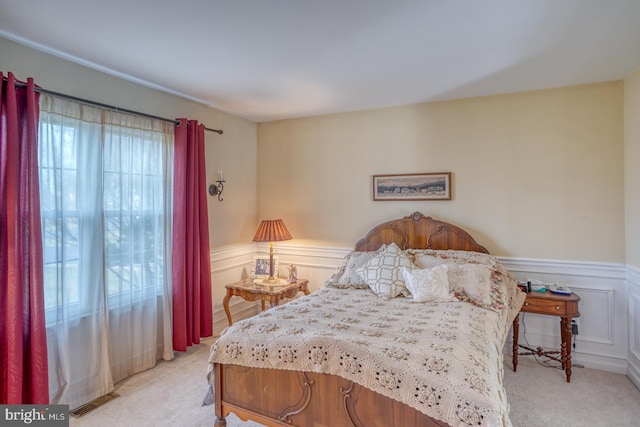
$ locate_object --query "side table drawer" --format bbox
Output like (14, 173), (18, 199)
(522, 297), (567, 315)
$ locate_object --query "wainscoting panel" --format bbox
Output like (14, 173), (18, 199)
(628, 265), (640, 389)
(209, 244), (632, 375)
(500, 257), (628, 373)
(255, 242), (349, 292)
(210, 243), (258, 336)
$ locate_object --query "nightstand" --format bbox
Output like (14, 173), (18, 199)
(222, 279), (310, 326)
(512, 290), (580, 382)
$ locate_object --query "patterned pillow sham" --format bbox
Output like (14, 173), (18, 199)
(401, 265), (454, 303)
(356, 243), (413, 299)
(409, 248), (498, 269)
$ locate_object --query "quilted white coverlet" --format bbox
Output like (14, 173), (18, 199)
(210, 284), (523, 427)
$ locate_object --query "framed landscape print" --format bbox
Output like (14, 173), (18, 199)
(373, 172), (451, 201)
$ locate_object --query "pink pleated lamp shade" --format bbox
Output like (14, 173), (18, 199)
(252, 219), (293, 243)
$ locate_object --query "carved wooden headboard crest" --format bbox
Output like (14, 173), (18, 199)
(353, 212), (489, 254)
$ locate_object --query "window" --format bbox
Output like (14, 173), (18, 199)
(39, 112), (171, 319)
(38, 95), (175, 408)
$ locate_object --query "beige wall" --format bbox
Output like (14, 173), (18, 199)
(2, 36), (629, 263)
(625, 68), (640, 268)
(0, 37), (258, 247)
(258, 82), (625, 262)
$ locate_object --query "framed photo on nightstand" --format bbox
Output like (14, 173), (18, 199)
(251, 255), (278, 279)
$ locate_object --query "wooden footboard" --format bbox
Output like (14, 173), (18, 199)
(214, 363), (450, 427)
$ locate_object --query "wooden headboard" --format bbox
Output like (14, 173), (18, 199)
(353, 212), (489, 254)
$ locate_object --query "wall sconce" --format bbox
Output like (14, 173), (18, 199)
(209, 169), (225, 202)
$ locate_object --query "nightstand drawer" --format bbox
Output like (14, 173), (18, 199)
(522, 297), (568, 315)
(520, 291), (580, 317)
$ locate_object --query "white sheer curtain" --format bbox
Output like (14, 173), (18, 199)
(38, 94), (174, 409)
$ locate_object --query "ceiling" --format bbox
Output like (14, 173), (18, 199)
(1, 0), (640, 123)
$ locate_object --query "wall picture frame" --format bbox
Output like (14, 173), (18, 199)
(251, 255), (279, 279)
(372, 172), (451, 201)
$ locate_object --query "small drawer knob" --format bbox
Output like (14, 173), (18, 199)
(555, 306), (561, 310)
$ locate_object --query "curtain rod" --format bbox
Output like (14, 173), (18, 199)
(4, 77), (223, 135)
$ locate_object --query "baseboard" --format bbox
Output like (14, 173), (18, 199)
(571, 351), (628, 374)
(502, 341), (628, 374)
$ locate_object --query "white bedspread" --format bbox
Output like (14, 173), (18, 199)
(209, 283), (523, 427)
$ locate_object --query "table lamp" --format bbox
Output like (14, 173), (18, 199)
(252, 219), (293, 283)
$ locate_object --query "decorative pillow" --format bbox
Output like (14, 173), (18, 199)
(411, 252), (444, 269)
(447, 263), (507, 311)
(356, 243), (413, 299)
(338, 251), (376, 287)
(411, 249), (498, 270)
(324, 251), (374, 289)
(401, 265), (454, 303)
(324, 253), (351, 287)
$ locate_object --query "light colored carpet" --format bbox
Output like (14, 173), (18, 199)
(69, 338), (640, 427)
(503, 357), (640, 427)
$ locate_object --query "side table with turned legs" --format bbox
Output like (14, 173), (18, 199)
(512, 290), (580, 382)
(222, 279), (310, 326)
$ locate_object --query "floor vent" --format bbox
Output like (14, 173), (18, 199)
(70, 392), (120, 418)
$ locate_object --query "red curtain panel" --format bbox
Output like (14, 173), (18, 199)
(0, 72), (49, 404)
(172, 119), (213, 351)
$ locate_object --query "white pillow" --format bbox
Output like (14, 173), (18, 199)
(338, 251), (375, 286)
(409, 249), (508, 311)
(324, 251), (373, 289)
(356, 243), (413, 299)
(401, 265), (454, 303)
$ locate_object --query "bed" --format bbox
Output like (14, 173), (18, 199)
(207, 212), (525, 427)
